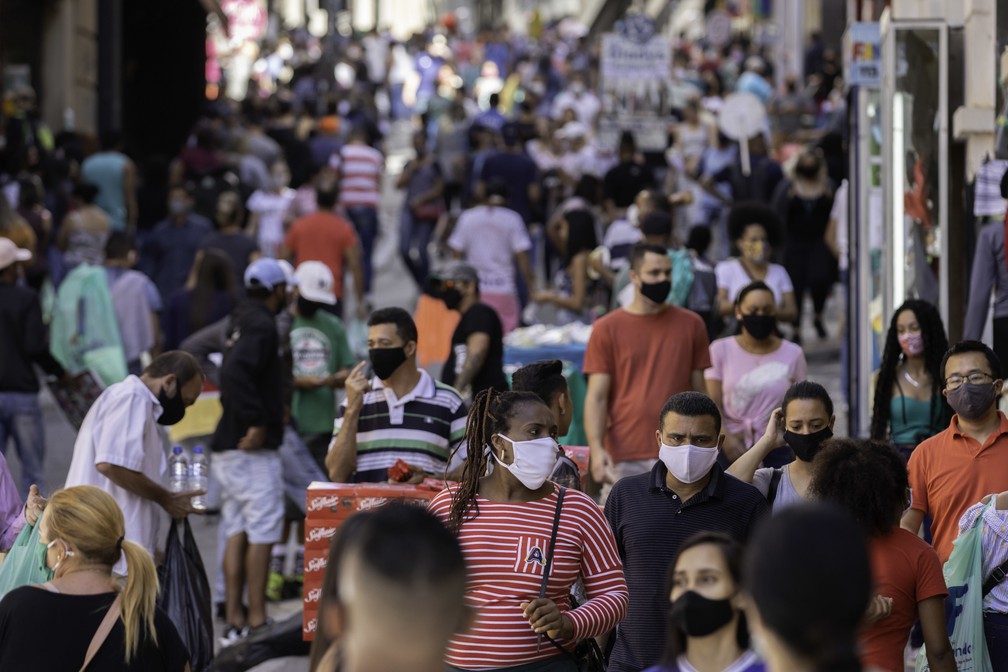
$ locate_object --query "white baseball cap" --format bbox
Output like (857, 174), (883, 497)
(0, 238), (31, 271)
(295, 261), (337, 305)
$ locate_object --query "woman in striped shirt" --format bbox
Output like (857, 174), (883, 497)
(430, 389), (628, 671)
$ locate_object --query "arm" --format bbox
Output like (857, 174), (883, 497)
(325, 361), (368, 482)
(777, 291), (799, 323)
(453, 332), (491, 392)
(705, 377), (744, 462)
(345, 243), (366, 306)
(515, 250), (535, 294)
(585, 373), (613, 483)
(536, 253), (588, 311)
(919, 595), (956, 672)
(716, 287), (734, 317)
(395, 161), (415, 190)
(727, 408), (783, 483)
(179, 317), (229, 387)
(412, 174), (444, 206)
(900, 508), (925, 535)
(123, 158), (139, 232)
(690, 369), (706, 393)
(95, 463), (199, 519)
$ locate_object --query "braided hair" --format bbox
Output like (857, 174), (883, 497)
(870, 300), (950, 441)
(447, 388), (546, 534)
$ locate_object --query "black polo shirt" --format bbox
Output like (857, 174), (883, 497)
(604, 461), (769, 672)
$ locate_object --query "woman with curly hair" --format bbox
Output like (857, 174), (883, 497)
(428, 388), (628, 671)
(714, 201), (798, 325)
(809, 439), (954, 672)
(869, 299), (951, 461)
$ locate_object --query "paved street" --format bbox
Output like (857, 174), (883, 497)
(4, 121), (847, 670)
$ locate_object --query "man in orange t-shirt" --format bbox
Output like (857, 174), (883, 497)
(283, 180), (365, 318)
(584, 243), (711, 501)
(903, 340), (1008, 562)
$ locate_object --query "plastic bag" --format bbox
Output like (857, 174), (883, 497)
(158, 519), (214, 672)
(207, 612), (310, 672)
(0, 523), (52, 600)
(916, 502), (994, 672)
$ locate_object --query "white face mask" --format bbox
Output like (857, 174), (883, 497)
(494, 434), (560, 490)
(659, 443), (719, 483)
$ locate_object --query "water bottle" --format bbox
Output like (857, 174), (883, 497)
(168, 446), (189, 494)
(190, 445), (209, 511)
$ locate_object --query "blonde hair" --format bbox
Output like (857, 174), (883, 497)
(46, 486), (160, 662)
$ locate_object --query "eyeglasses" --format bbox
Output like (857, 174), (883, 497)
(944, 372), (994, 390)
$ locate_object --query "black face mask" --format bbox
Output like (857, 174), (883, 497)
(669, 591), (735, 637)
(640, 279), (671, 305)
(741, 314), (776, 340)
(441, 287), (463, 311)
(297, 296), (321, 317)
(369, 347), (408, 380)
(157, 384), (186, 426)
(783, 427), (833, 462)
(795, 163), (820, 179)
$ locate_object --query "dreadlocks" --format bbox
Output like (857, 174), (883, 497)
(870, 300), (951, 441)
(447, 388), (545, 534)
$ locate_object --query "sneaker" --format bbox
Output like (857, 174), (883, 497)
(247, 618), (274, 637)
(218, 625), (247, 649)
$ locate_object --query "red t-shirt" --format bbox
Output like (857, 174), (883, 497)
(583, 307), (711, 461)
(283, 212), (358, 299)
(861, 529), (948, 672)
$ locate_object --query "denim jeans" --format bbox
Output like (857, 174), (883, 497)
(346, 205), (379, 293)
(0, 391), (45, 496)
(987, 612), (1008, 670)
(399, 209), (435, 287)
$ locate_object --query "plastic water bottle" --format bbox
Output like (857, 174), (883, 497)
(190, 446), (209, 511)
(168, 446), (189, 494)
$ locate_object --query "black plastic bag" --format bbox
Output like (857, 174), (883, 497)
(159, 519), (215, 672)
(207, 612), (310, 672)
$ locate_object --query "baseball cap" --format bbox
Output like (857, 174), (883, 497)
(0, 238), (31, 271)
(277, 259), (299, 287)
(434, 260), (479, 284)
(294, 261), (337, 305)
(244, 258), (288, 291)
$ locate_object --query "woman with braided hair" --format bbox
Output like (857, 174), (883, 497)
(869, 299), (951, 461)
(429, 388), (628, 671)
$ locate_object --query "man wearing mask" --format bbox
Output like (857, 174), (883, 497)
(142, 184), (213, 300)
(212, 258), (289, 642)
(326, 307), (467, 484)
(584, 244), (711, 502)
(604, 391), (768, 672)
(290, 261), (356, 472)
(436, 262), (507, 398)
(902, 340), (1008, 563)
(64, 351), (205, 561)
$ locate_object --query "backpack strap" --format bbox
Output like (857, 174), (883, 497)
(766, 468), (784, 508)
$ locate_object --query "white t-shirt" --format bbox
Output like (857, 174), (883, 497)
(247, 188), (295, 253)
(64, 376), (167, 565)
(714, 258), (794, 307)
(448, 205), (532, 295)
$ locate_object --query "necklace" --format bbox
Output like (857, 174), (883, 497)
(903, 369), (923, 388)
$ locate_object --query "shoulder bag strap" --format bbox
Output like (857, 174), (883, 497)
(766, 468), (784, 508)
(79, 592), (122, 672)
(984, 557), (1008, 597)
(538, 487), (566, 599)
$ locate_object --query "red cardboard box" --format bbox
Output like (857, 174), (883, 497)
(305, 481), (443, 519)
(303, 607), (318, 641)
(303, 548), (329, 579)
(303, 578), (324, 609)
(304, 519), (343, 550)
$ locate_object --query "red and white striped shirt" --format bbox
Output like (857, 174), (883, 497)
(331, 144), (383, 208)
(429, 485), (628, 670)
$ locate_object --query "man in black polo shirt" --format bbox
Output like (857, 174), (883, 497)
(604, 391), (768, 672)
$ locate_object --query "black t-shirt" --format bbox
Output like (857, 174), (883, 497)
(0, 587), (189, 671)
(201, 231), (260, 287)
(603, 161), (656, 208)
(442, 302), (507, 395)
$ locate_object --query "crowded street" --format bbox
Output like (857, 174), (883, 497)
(0, 1), (1006, 672)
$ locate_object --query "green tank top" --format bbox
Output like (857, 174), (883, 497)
(890, 395), (939, 445)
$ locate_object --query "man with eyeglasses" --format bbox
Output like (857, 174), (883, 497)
(901, 340), (1008, 562)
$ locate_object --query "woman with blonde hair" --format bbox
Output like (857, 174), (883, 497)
(0, 485), (190, 671)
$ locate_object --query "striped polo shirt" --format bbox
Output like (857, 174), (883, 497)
(332, 369), (466, 482)
(331, 143), (383, 208)
(604, 462), (769, 672)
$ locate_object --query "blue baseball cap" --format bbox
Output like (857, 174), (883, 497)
(244, 258), (288, 291)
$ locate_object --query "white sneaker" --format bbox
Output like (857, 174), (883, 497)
(218, 625), (247, 649)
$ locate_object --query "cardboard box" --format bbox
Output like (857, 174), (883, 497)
(302, 578), (324, 609)
(304, 519), (343, 550)
(303, 548), (329, 579)
(305, 481), (443, 519)
(303, 607), (319, 641)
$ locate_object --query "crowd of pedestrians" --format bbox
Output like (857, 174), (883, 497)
(2, 10), (1008, 672)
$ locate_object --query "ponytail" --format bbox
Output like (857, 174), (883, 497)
(119, 540), (160, 662)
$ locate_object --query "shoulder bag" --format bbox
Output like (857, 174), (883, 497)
(539, 488), (606, 672)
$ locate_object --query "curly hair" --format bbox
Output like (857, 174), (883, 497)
(808, 438), (908, 537)
(869, 300), (950, 441)
(727, 201), (782, 247)
(447, 389), (546, 534)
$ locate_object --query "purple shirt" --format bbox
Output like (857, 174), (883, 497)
(0, 452), (26, 552)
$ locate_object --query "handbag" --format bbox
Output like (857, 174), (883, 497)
(539, 488), (607, 672)
(78, 591), (122, 672)
(411, 199), (445, 221)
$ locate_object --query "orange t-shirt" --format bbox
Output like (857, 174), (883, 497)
(907, 412), (1008, 562)
(283, 212), (358, 299)
(583, 306), (711, 461)
(861, 529), (947, 672)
